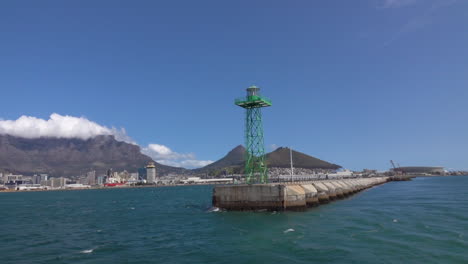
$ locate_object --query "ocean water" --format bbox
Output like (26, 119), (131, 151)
(1, 176), (467, 264)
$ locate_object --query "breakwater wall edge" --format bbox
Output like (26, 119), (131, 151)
(212, 176), (410, 211)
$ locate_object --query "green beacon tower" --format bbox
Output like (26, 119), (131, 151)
(235, 86), (272, 184)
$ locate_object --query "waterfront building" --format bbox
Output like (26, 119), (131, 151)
(42, 179), (51, 187)
(40, 174), (48, 183)
(130, 173), (138, 181)
(119, 170), (130, 182)
(65, 183), (91, 189)
(4, 174), (23, 184)
(32, 174), (48, 184)
(54, 177), (67, 188)
(77, 177), (87, 185)
(37, 174), (49, 185)
(32, 174), (39, 184)
(43, 177), (67, 188)
(17, 184), (43, 191)
(22, 176), (33, 183)
(146, 162), (157, 183)
(97, 175), (105, 185)
(106, 168), (113, 178)
(86, 170), (96, 185)
(108, 171), (127, 183)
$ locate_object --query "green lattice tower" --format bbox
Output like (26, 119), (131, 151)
(235, 86), (272, 184)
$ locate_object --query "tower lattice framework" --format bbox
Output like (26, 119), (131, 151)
(235, 86), (272, 184)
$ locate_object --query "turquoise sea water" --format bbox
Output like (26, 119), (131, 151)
(1, 176), (467, 264)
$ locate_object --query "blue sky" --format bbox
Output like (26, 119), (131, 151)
(0, 0), (467, 170)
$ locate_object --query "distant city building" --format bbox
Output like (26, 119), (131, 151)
(17, 184), (43, 191)
(65, 183), (91, 189)
(119, 170), (130, 182)
(97, 175), (106, 185)
(4, 174), (23, 184)
(87, 170), (96, 185)
(78, 177), (87, 185)
(22, 176), (33, 183)
(44, 177), (67, 188)
(130, 173), (138, 181)
(40, 174), (48, 183)
(53, 177), (67, 188)
(105, 170), (129, 184)
(43, 179), (52, 187)
(146, 162), (157, 183)
(33, 174), (40, 184)
(32, 174), (48, 185)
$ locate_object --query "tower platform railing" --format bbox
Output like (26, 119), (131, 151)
(234, 95), (272, 108)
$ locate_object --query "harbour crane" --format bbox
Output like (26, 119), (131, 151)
(390, 160), (403, 175)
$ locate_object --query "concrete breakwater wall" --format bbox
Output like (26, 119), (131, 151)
(212, 177), (390, 211)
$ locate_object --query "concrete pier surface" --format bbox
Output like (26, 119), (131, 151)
(212, 177), (391, 211)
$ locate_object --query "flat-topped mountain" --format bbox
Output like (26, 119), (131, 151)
(0, 135), (186, 177)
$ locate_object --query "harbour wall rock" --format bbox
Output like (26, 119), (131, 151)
(212, 177), (390, 211)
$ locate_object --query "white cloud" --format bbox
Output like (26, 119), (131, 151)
(110, 127), (136, 144)
(142, 143), (213, 169)
(156, 159), (214, 168)
(0, 113), (115, 140)
(143, 144), (194, 160)
(0, 113), (136, 144)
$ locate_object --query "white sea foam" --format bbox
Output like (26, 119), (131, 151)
(80, 249), (94, 254)
(207, 207), (220, 212)
(284, 228), (295, 233)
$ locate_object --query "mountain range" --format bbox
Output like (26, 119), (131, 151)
(0, 135), (340, 177)
(0, 135), (186, 177)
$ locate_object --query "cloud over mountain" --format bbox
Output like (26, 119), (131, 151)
(0, 113), (114, 140)
(0, 113), (211, 169)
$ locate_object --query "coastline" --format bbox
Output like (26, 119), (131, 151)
(3, 174), (466, 194)
(0, 182), (218, 193)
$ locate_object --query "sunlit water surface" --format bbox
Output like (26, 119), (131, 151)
(1, 176), (467, 263)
